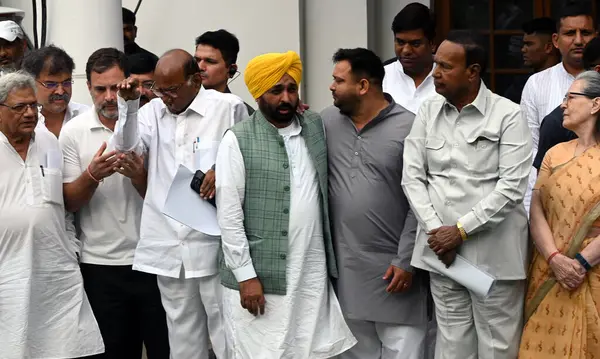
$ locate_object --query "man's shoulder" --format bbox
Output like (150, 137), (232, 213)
(489, 91), (521, 114)
(69, 101), (90, 113)
(525, 64), (557, 89)
(319, 105), (341, 120)
(203, 89), (245, 108)
(60, 108), (95, 134)
(542, 106), (564, 123)
(299, 109), (323, 125)
(418, 93), (446, 114)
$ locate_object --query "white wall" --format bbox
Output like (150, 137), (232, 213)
(302, 0), (370, 112)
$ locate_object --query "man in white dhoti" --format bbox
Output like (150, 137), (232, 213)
(0, 71), (104, 358)
(215, 50), (356, 359)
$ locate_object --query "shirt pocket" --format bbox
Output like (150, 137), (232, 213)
(40, 168), (64, 205)
(466, 135), (500, 174)
(425, 137), (447, 173)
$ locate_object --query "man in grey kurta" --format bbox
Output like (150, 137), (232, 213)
(323, 48), (427, 359)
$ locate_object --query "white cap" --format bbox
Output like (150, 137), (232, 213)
(0, 20), (23, 42)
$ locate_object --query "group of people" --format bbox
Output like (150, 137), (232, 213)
(1, 2), (600, 359)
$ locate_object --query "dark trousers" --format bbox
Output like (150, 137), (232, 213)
(80, 264), (170, 359)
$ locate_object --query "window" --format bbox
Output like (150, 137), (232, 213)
(434, 0), (546, 95)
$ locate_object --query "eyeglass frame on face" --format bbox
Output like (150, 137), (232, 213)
(563, 91), (600, 104)
(150, 76), (193, 98)
(36, 79), (74, 91)
(0, 101), (40, 114)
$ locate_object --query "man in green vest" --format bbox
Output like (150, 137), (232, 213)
(215, 50), (356, 358)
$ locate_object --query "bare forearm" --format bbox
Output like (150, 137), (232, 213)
(580, 238), (600, 267)
(131, 174), (147, 199)
(530, 191), (557, 259)
(63, 172), (99, 213)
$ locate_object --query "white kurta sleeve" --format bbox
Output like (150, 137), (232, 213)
(114, 95), (152, 154)
(232, 100), (249, 125)
(216, 130), (256, 282)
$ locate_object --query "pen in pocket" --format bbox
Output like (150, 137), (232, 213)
(40, 165), (45, 177)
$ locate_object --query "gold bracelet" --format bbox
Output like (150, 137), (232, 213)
(457, 221), (468, 241)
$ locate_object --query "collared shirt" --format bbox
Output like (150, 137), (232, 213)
(37, 101), (90, 137)
(521, 63), (574, 213)
(382, 60), (436, 115)
(114, 88), (248, 278)
(322, 95), (427, 325)
(59, 107), (143, 265)
(402, 82), (532, 279)
(533, 106), (577, 170)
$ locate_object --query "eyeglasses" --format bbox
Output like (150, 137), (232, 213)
(140, 80), (154, 90)
(151, 82), (186, 98)
(563, 91), (600, 103)
(37, 79), (74, 90)
(0, 102), (40, 114)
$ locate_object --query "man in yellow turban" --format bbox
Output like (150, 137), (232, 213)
(215, 51), (356, 358)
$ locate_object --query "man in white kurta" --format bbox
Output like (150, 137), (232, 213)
(0, 71), (104, 358)
(113, 49), (247, 359)
(216, 51), (355, 359)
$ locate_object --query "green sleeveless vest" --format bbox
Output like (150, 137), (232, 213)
(219, 110), (337, 295)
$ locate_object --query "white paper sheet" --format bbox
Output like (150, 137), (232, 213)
(421, 250), (495, 297)
(162, 164), (221, 236)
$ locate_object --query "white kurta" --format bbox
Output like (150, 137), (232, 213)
(0, 128), (104, 359)
(216, 121), (356, 359)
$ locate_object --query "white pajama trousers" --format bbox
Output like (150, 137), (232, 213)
(339, 318), (427, 359)
(157, 273), (225, 359)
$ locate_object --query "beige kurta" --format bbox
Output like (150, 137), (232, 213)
(0, 128), (104, 358)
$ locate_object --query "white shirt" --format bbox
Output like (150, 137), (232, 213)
(383, 60), (436, 114)
(216, 121), (356, 358)
(521, 62), (574, 213)
(37, 101), (90, 137)
(0, 127), (104, 358)
(113, 88), (248, 278)
(59, 108), (143, 265)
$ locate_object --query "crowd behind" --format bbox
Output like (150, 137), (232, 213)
(1, 2), (599, 359)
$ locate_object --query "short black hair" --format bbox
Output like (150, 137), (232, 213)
(128, 52), (157, 75)
(195, 29), (240, 66)
(332, 48), (385, 88)
(556, 1), (593, 31)
(522, 17), (556, 35)
(21, 44), (75, 78)
(584, 37), (600, 69)
(183, 55), (200, 78)
(122, 7), (136, 26)
(85, 48), (129, 82)
(445, 30), (488, 74)
(391, 2), (435, 40)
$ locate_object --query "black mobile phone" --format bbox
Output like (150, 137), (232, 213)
(190, 170), (217, 207)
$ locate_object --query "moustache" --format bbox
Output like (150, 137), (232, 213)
(276, 103), (294, 112)
(101, 101), (117, 109)
(49, 93), (70, 102)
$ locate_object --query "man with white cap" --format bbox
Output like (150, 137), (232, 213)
(0, 20), (26, 72)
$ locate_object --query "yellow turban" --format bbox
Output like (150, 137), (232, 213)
(244, 51), (302, 99)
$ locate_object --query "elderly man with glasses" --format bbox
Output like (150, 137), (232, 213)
(21, 45), (89, 138)
(0, 70), (105, 358)
(113, 49), (247, 359)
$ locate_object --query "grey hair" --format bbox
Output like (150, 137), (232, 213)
(575, 70), (600, 97)
(0, 70), (36, 104)
(574, 70), (600, 133)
